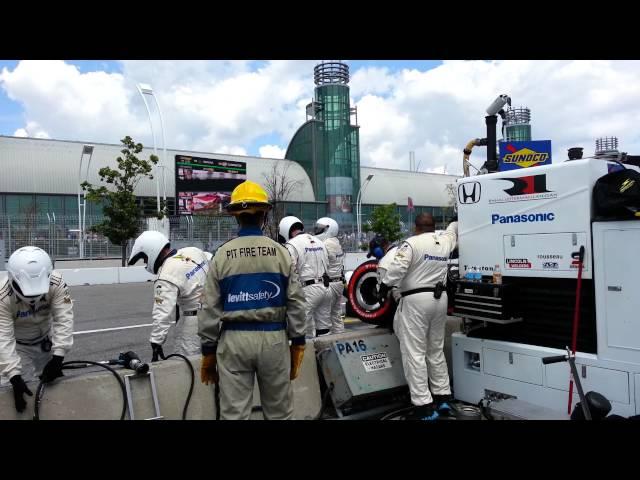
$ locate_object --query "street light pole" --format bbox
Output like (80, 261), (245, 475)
(136, 83), (163, 214)
(148, 92), (168, 209)
(356, 174), (374, 245)
(77, 144), (94, 259)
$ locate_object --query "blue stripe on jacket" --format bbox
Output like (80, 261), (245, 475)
(219, 272), (289, 311)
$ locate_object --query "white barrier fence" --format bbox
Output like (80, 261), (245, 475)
(0, 253), (369, 287)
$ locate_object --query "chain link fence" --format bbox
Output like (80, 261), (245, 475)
(0, 214), (241, 263)
(0, 214), (114, 261)
(0, 212), (443, 264)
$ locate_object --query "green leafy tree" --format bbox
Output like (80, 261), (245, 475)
(81, 136), (161, 266)
(364, 203), (403, 247)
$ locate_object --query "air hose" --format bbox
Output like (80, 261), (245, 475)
(313, 383), (334, 421)
(33, 353), (196, 421)
(478, 399), (494, 420)
(159, 353), (195, 420)
(379, 405), (418, 421)
(462, 138), (488, 177)
(34, 360), (127, 421)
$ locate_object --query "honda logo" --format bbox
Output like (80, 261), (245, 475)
(458, 182), (481, 204)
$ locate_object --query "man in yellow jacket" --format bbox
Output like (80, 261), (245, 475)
(198, 180), (307, 420)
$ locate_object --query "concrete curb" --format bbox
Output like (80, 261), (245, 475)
(0, 341), (321, 420)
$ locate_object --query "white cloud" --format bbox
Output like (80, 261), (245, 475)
(1, 60), (145, 142)
(119, 60), (317, 153)
(350, 67), (395, 97)
(2, 60), (640, 177)
(0, 60), (318, 156)
(13, 121), (49, 139)
(214, 145), (248, 156)
(259, 144), (286, 159)
(353, 60), (640, 174)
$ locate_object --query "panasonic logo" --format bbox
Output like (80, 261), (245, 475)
(226, 280), (281, 304)
(186, 260), (207, 280)
(491, 212), (555, 224)
(424, 254), (449, 262)
(305, 247), (323, 253)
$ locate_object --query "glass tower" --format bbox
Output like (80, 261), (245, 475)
(285, 61), (360, 228)
(504, 107), (532, 142)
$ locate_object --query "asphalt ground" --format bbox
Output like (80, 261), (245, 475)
(60, 283), (374, 377)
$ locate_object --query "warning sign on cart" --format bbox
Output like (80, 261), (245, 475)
(361, 353), (391, 372)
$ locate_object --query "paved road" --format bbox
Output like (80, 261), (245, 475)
(63, 282), (374, 376)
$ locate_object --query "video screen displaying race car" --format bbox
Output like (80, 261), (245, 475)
(175, 155), (246, 215)
(178, 192), (231, 215)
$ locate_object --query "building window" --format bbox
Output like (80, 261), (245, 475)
(6, 194), (35, 216)
(64, 196), (77, 217)
(301, 203), (317, 223)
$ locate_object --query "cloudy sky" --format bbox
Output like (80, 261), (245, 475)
(1, 60), (639, 175)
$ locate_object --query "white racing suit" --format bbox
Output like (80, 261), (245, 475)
(381, 222), (458, 406)
(151, 247), (212, 356)
(0, 271), (74, 384)
(317, 236), (345, 334)
(285, 233), (330, 338)
(377, 245), (400, 303)
(198, 226), (307, 420)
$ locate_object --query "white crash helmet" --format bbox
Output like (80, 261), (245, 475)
(8, 246), (53, 304)
(128, 231), (170, 274)
(278, 216), (304, 241)
(314, 217), (339, 241)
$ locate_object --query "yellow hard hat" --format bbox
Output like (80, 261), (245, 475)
(226, 180), (272, 215)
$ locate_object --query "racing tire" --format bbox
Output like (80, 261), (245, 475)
(346, 260), (396, 326)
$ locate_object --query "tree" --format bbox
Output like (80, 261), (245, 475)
(262, 160), (304, 240)
(81, 136), (160, 266)
(445, 183), (456, 207)
(365, 203), (403, 246)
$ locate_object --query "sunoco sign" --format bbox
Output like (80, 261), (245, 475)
(499, 140), (552, 171)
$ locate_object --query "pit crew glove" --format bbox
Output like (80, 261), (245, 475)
(10, 375), (33, 413)
(377, 283), (389, 303)
(151, 343), (165, 362)
(290, 344), (306, 380)
(39, 355), (64, 383)
(200, 353), (218, 385)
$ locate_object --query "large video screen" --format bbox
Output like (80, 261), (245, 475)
(175, 155), (247, 215)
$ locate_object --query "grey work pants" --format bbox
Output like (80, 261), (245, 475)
(217, 329), (293, 420)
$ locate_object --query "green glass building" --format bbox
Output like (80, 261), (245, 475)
(504, 107), (532, 142)
(285, 61), (360, 227)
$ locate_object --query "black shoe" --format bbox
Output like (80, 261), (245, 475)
(433, 394), (453, 415)
(403, 403), (439, 421)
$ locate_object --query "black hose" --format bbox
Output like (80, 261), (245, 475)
(161, 353), (195, 420)
(313, 384), (334, 420)
(34, 360), (127, 421)
(214, 382), (221, 420)
(379, 405), (417, 421)
(478, 399), (494, 420)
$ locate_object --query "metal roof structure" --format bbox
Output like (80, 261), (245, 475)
(0, 135), (459, 207)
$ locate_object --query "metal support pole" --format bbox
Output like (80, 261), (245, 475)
(356, 175), (374, 244)
(150, 94), (168, 209)
(137, 85), (161, 213)
(78, 146), (94, 259)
